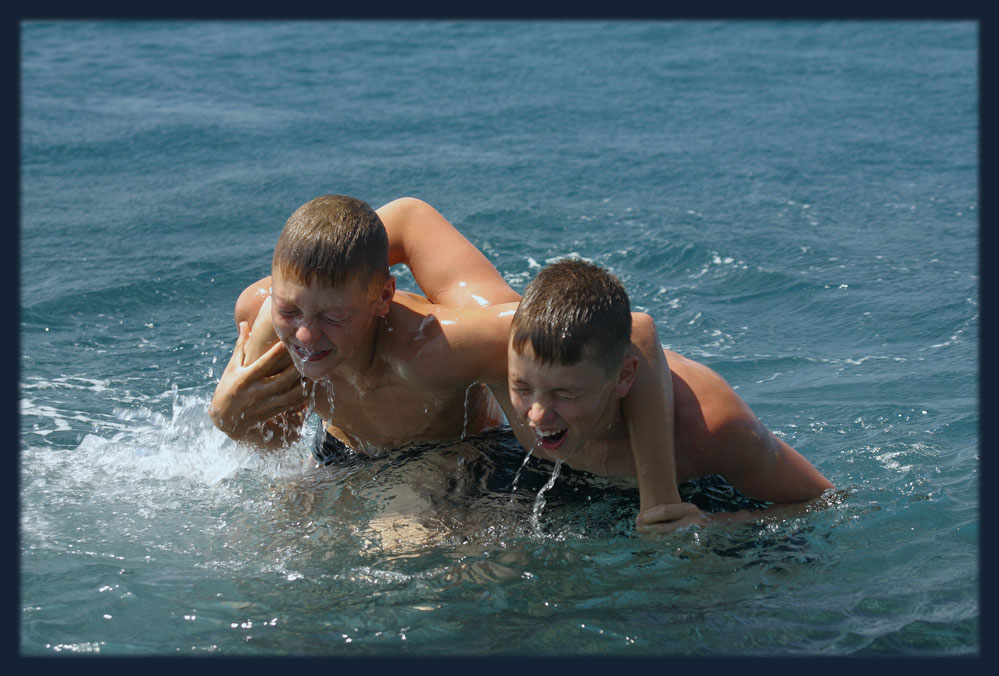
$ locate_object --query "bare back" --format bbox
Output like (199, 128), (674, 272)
(497, 348), (833, 504)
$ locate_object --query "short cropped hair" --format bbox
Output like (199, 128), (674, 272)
(511, 258), (631, 373)
(272, 195), (389, 290)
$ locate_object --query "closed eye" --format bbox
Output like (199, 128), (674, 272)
(554, 392), (580, 400)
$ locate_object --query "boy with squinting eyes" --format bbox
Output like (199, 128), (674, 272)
(210, 195), (832, 533)
(499, 258), (834, 529)
(209, 195), (519, 456)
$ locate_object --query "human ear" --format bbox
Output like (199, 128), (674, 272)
(612, 355), (639, 398)
(376, 276), (396, 316)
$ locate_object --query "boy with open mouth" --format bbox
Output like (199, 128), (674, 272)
(499, 258), (834, 531)
(210, 196), (832, 532)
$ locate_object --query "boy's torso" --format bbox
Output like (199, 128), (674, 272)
(313, 378), (500, 454)
(311, 291), (505, 453)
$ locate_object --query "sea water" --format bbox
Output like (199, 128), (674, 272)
(19, 20), (978, 656)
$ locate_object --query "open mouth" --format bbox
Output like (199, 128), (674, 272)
(536, 428), (568, 451)
(291, 344), (332, 362)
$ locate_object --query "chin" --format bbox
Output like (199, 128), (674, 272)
(292, 353), (336, 379)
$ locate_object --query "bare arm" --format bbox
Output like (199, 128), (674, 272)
(625, 313), (710, 533)
(637, 498), (829, 532)
(230, 197), (520, 316)
(712, 420), (835, 505)
(234, 277), (273, 325)
(379, 197), (521, 307)
(421, 302), (518, 388)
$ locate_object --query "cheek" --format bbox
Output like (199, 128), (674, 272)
(271, 315), (294, 339)
(508, 389), (527, 412)
(557, 400), (591, 425)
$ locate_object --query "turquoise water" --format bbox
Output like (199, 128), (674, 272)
(19, 20), (978, 656)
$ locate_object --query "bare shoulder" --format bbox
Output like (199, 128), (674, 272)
(384, 294), (515, 386)
(665, 350), (756, 432)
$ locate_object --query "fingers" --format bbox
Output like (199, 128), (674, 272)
(241, 336), (293, 378)
(259, 337), (293, 369)
(635, 516), (703, 535)
(229, 379), (308, 428)
(636, 502), (698, 525)
(635, 502), (709, 534)
(222, 322), (252, 373)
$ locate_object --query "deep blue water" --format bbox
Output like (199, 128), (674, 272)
(20, 20), (978, 656)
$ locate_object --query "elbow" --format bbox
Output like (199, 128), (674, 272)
(234, 278), (272, 326)
(631, 312), (665, 356)
(385, 196), (433, 219)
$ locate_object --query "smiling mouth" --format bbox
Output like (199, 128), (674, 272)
(536, 428), (568, 451)
(291, 344), (332, 362)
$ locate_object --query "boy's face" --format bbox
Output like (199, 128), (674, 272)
(507, 340), (634, 459)
(270, 266), (393, 380)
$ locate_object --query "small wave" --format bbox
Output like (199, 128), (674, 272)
(23, 387), (314, 490)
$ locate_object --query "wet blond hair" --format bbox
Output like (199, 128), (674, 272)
(511, 258), (631, 373)
(272, 195), (389, 290)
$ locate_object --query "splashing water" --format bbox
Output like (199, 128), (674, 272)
(530, 458), (564, 537)
(461, 383), (474, 440)
(509, 442), (537, 495)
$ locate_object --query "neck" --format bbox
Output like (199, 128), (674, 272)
(336, 312), (387, 384)
(590, 394), (626, 444)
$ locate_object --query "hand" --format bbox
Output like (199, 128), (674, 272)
(635, 501), (710, 534)
(208, 321), (309, 445)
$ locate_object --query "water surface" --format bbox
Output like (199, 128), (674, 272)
(20, 20), (978, 656)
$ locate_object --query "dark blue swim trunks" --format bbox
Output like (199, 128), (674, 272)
(310, 424), (768, 513)
(312, 426), (365, 466)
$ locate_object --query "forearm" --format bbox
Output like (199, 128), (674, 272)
(626, 374), (682, 510)
(219, 413), (303, 451)
(625, 314), (682, 511)
(208, 386), (302, 449)
(235, 277), (273, 325)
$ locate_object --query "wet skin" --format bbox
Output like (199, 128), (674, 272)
(500, 343), (834, 505)
(236, 269), (514, 453)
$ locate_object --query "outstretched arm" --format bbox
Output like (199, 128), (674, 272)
(379, 197), (521, 307)
(625, 313), (709, 533)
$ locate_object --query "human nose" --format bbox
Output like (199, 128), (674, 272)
(527, 400), (549, 426)
(293, 317), (320, 344)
